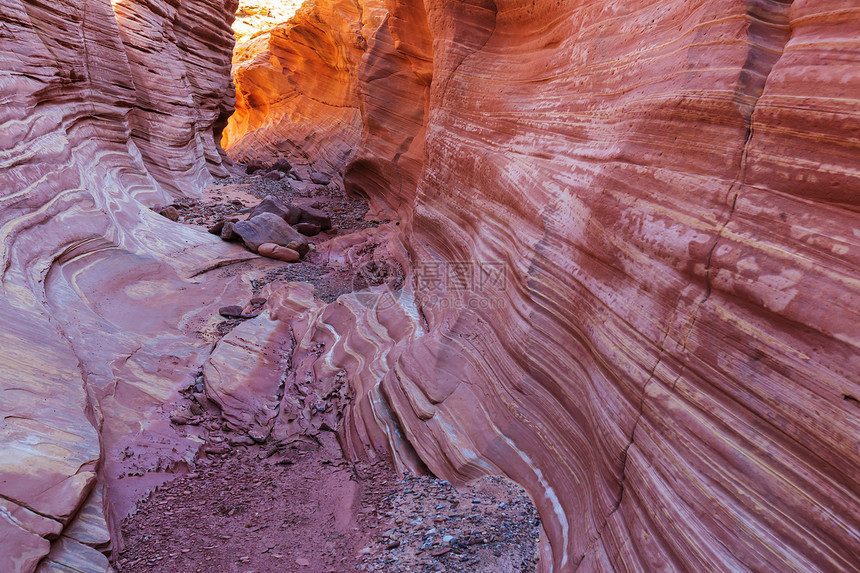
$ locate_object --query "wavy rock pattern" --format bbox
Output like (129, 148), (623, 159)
(334, 1), (860, 571)
(223, 0), (387, 177)
(2, 0), (859, 571)
(0, 0), (263, 569)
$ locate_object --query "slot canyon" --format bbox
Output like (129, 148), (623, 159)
(1, 0), (858, 571)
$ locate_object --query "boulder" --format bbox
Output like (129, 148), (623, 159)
(248, 195), (301, 225)
(232, 212), (308, 254)
(297, 206), (332, 231)
(295, 222), (321, 236)
(245, 161), (265, 174)
(309, 172), (330, 185)
(264, 171), (282, 181)
(258, 243), (300, 262)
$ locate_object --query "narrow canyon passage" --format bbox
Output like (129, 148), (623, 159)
(0, 0), (858, 572)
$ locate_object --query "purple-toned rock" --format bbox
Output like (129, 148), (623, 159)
(309, 172), (330, 185)
(220, 221), (239, 241)
(297, 206), (331, 231)
(295, 222), (321, 236)
(232, 213), (308, 254)
(208, 218), (238, 235)
(248, 195), (301, 225)
(159, 205), (179, 221)
(218, 306), (244, 318)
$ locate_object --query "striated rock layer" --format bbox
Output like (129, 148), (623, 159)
(233, 0), (860, 570)
(2, 0), (859, 571)
(222, 0), (387, 177)
(0, 0), (263, 570)
(332, 0), (860, 571)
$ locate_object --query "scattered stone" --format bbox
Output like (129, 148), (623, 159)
(295, 222), (321, 236)
(309, 172), (330, 185)
(258, 243), (300, 263)
(296, 557), (310, 567)
(232, 212), (308, 254)
(203, 444), (230, 455)
(229, 435), (256, 446)
(208, 218), (239, 235)
(159, 205), (179, 221)
(218, 305), (245, 318)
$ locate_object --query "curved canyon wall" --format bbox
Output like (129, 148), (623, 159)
(233, 0), (860, 570)
(222, 0), (387, 177)
(371, 0), (860, 570)
(2, 0), (859, 571)
(0, 0), (262, 570)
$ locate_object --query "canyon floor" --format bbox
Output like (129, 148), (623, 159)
(113, 173), (540, 573)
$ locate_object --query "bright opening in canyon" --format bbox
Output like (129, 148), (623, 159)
(1, 1), (858, 572)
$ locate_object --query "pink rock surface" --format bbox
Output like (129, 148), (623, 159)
(347, 1), (860, 570)
(243, 0), (860, 570)
(0, 0), (271, 569)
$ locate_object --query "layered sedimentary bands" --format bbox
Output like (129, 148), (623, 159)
(2, 0), (859, 572)
(222, 0), (388, 178)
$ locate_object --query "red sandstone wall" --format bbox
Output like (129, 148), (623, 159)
(222, 0), (387, 176)
(0, 0), (252, 569)
(337, 0), (860, 570)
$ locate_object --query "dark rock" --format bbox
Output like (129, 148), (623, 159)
(295, 222), (321, 236)
(160, 206), (179, 221)
(220, 221), (239, 241)
(250, 297), (267, 306)
(297, 205), (331, 231)
(232, 212), (308, 254)
(248, 195), (301, 225)
(219, 305), (244, 318)
(309, 172), (330, 185)
(203, 444), (230, 455)
(264, 171), (282, 181)
(285, 240), (309, 257)
(272, 158), (292, 172)
(245, 162), (265, 174)
(209, 218), (238, 235)
(228, 435), (256, 447)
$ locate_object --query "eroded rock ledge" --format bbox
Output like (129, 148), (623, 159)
(1, 0), (858, 571)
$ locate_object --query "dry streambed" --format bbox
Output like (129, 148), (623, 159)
(116, 173), (539, 572)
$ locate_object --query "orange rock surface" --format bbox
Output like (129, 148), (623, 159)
(222, 0), (387, 178)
